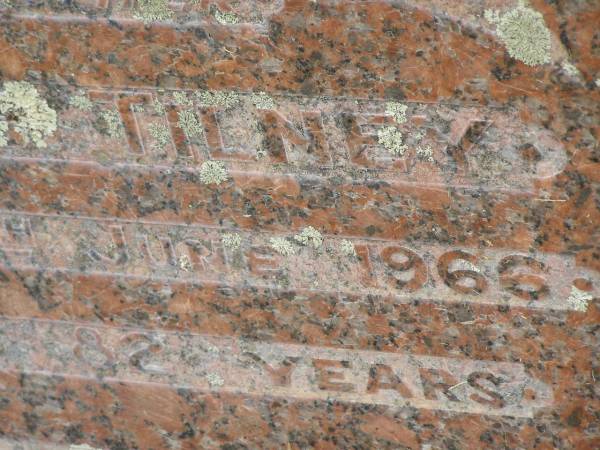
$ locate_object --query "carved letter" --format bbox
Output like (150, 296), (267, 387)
(467, 371), (506, 408)
(419, 368), (460, 402)
(313, 359), (355, 392)
(367, 364), (413, 398)
(247, 245), (283, 278)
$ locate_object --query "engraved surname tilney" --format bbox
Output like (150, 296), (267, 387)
(1, 0), (284, 27)
(0, 317), (553, 418)
(0, 212), (597, 311)
(2, 86), (568, 191)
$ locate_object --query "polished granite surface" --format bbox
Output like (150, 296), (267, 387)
(0, 1), (599, 449)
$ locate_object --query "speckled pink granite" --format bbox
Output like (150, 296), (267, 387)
(0, 1), (599, 449)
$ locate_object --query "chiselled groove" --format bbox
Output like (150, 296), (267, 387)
(0, 316), (554, 417)
(0, 211), (596, 311)
(0, 0), (284, 28)
(0, 85), (568, 192)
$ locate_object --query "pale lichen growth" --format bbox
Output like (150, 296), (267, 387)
(596, 78), (600, 88)
(153, 98), (166, 115)
(413, 129), (425, 141)
(148, 123), (171, 150)
(177, 109), (203, 139)
(416, 144), (434, 162)
(222, 232), (242, 250)
(567, 286), (593, 312)
(249, 92), (276, 110)
(294, 226), (323, 249)
(199, 160), (228, 185)
(0, 81), (57, 148)
(561, 60), (580, 78)
(486, 2), (552, 66)
(0, 119), (7, 147)
(131, 103), (145, 114)
(133, 0), (174, 23)
(69, 94), (93, 111)
(173, 91), (193, 106)
(256, 148), (267, 159)
(270, 237), (296, 256)
(483, 9), (501, 24)
(196, 90), (240, 109)
(204, 342), (220, 355)
(100, 109), (124, 139)
(377, 126), (408, 156)
(386, 102), (408, 124)
(178, 254), (193, 272)
(339, 239), (356, 257)
(213, 7), (240, 25)
(206, 372), (224, 387)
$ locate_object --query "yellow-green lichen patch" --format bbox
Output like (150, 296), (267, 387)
(413, 129), (426, 142)
(221, 232), (242, 250)
(178, 254), (193, 272)
(196, 90), (240, 109)
(485, 2), (552, 66)
(148, 123), (171, 150)
(213, 7), (240, 25)
(339, 239), (356, 257)
(561, 61), (580, 78)
(270, 237), (296, 256)
(206, 372), (224, 387)
(567, 286), (593, 312)
(386, 102), (408, 124)
(416, 144), (434, 162)
(0, 119), (7, 146)
(203, 342), (220, 355)
(173, 91), (193, 107)
(177, 110), (203, 139)
(377, 126), (408, 156)
(199, 160), (228, 185)
(249, 92), (276, 110)
(153, 98), (166, 115)
(294, 226), (323, 249)
(69, 94), (93, 111)
(133, 0), (174, 24)
(100, 109), (124, 139)
(0, 81), (57, 148)
(131, 104), (145, 114)
(483, 9), (501, 24)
